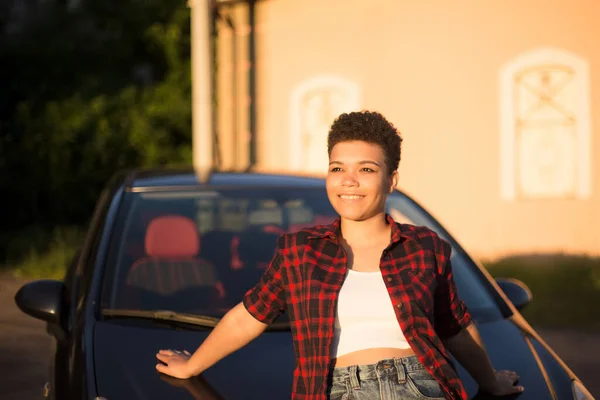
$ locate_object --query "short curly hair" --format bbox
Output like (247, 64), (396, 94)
(327, 110), (403, 175)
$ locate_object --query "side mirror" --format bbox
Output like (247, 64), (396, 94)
(495, 278), (533, 311)
(14, 280), (66, 325)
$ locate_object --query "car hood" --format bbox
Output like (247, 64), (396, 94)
(93, 318), (563, 400)
(93, 321), (295, 399)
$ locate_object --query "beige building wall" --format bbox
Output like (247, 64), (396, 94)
(217, 0), (599, 260)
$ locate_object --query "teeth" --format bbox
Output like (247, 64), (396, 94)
(340, 195), (363, 200)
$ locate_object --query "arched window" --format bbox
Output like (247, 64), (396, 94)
(499, 47), (592, 200)
(289, 75), (361, 173)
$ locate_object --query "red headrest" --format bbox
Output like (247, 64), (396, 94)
(145, 215), (199, 258)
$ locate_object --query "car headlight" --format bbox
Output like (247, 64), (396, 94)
(572, 380), (595, 400)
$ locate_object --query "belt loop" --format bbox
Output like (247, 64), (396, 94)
(394, 358), (406, 383)
(349, 365), (360, 390)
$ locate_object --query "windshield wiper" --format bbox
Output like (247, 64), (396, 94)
(101, 309), (290, 331)
(102, 309), (220, 328)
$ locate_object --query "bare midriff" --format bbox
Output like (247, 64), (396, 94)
(332, 347), (416, 368)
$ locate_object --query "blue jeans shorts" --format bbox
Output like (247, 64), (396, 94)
(328, 356), (445, 400)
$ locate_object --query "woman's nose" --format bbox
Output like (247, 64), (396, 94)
(341, 172), (358, 187)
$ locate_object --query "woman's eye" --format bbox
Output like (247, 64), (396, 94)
(361, 168), (375, 172)
(330, 167), (342, 172)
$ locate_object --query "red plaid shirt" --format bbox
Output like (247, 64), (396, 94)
(243, 214), (472, 400)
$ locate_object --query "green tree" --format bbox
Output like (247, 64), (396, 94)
(0, 0), (193, 261)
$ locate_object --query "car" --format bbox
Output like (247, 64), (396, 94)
(14, 169), (595, 400)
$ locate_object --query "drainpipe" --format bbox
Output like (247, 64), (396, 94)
(189, 0), (213, 182)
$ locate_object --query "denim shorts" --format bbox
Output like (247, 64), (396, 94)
(328, 356), (445, 400)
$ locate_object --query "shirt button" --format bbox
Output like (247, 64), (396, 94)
(386, 277), (392, 282)
(396, 303), (402, 308)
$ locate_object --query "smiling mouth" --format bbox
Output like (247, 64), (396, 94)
(338, 195), (365, 200)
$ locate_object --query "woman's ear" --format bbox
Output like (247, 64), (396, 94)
(389, 170), (399, 193)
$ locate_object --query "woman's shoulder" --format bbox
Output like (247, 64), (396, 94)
(395, 223), (450, 253)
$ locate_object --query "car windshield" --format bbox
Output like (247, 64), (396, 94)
(101, 187), (499, 322)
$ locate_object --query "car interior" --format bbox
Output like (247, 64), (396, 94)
(122, 215), (225, 312)
(114, 193), (336, 316)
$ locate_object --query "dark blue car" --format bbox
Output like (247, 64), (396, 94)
(15, 169), (594, 399)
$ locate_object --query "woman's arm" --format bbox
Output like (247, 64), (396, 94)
(444, 323), (524, 395)
(433, 237), (523, 395)
(156, 302), (268, 379)
(156, 235), (289, 379)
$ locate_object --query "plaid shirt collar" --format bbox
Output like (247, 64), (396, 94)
(306, 213), (410, 246)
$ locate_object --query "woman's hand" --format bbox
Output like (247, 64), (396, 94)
(481, 369), (524, 396)
(156, 349), (193, 379)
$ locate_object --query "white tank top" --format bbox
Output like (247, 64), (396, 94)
(331, 269), (411, 358)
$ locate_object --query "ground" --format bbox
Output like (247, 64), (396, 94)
(0, 275), (53, 400)
(1, 274), (598, 399)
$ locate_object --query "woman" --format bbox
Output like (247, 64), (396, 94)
(156, 111), (524, 399)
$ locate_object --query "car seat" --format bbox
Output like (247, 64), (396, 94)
(125, 215), (225, 310)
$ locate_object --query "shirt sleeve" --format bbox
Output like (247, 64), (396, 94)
(434, 239), (473, 339)
(242, 235), (287, 324)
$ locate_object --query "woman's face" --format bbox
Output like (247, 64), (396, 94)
(326, 140), (398, 222)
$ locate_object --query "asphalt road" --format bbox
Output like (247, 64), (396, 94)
(1, 274), (598, 400)
(0, 274), (53, 400)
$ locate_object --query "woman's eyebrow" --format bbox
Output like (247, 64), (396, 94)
(328, 160), (381, 166)
(358, 160), (380, 166)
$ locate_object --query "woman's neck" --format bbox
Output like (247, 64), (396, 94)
(340, 212), (391, 247)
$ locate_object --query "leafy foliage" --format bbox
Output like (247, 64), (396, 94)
(0, 0), (193, 261)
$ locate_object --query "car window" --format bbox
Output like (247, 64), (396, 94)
(102, 188), (337, 317)
(76, 187), (112, 312)
(101, 187), (499, 321)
